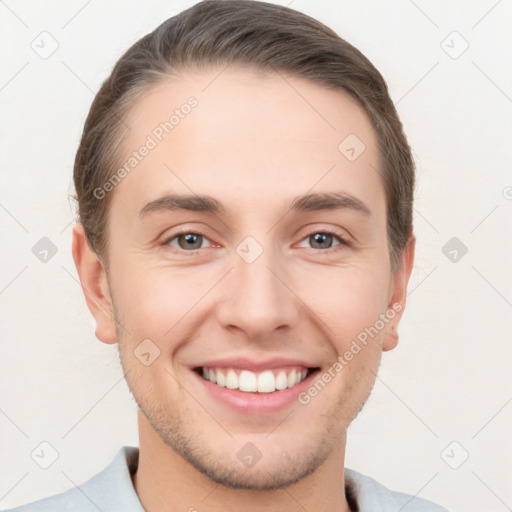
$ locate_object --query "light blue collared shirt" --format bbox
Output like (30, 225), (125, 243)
(4, 446), (449, 512)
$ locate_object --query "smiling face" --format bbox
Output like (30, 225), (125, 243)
(73, 66), (414, 490)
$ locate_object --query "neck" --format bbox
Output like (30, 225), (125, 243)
(132, 411), (352, 512)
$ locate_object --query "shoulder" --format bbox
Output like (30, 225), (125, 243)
(3, 486), (90, 512)
(345, 468), (450, 512)
(3, 446), (142, 512)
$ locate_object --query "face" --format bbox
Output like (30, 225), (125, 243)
(74, 66), (414, 490)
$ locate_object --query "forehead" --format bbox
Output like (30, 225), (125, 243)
(111, 67), (384, 221)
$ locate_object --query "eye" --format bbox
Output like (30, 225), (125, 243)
(164, 232), (213, 251)
(297, 230), (348, 251)
(161, 229), (348, 253)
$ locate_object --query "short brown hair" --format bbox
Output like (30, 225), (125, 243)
(73, 0), (415, 271)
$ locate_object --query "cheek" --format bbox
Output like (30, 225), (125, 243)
(112, 263), (209, 338)
(295, 263), (390, 343)
(113, 265), (233, 384)
(111, 245), (391, 352)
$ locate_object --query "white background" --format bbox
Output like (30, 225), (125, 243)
(1, 1), (511, 511)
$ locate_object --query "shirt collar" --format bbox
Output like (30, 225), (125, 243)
(87, 445), (397, 512)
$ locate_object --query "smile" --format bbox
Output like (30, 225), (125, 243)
(196, 366), (311, 393)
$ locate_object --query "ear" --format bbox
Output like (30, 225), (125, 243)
(382, 235), (416, 352)
(72, 222), (118, 345)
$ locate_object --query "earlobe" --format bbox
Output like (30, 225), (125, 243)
(71, 223), (118, 345)
(382, 236), (416, 352)
(383, 325), (399, 351)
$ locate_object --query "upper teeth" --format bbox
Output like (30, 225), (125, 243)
(201, 367), (308, 393)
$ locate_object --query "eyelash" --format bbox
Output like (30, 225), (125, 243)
(161, 229), (350, 254)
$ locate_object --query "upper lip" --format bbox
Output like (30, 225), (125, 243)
(193, 357), (320, 372)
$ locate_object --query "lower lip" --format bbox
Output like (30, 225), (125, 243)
(191, 369), (319, 415)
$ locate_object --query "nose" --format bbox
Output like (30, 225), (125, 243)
(215, 242), (301, 340)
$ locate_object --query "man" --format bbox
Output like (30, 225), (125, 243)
(6, 1), (449, 510)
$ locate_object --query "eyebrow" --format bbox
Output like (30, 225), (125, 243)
(139, 191), (372, 218)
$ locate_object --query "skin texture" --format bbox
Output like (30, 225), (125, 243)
(72, 66), (415, 512)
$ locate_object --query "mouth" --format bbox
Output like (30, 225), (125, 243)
(193, 365), (321, 393)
